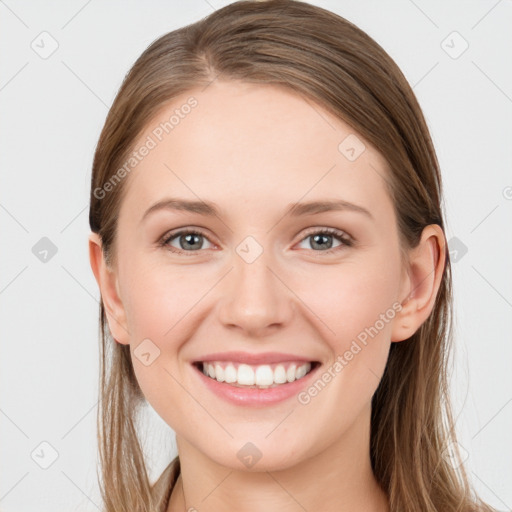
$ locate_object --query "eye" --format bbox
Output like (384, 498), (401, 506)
(159, 227), (353, 256)
(296, 227), (353, 254)
(159, 229), (215, 255)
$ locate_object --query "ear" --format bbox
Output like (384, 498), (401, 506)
(88, 232), (131, 345)
(391, 224), (446, 343)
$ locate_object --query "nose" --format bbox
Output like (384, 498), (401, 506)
(216, 247), (295, 337)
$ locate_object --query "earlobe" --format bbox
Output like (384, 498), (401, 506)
(391, 225), (446, 343)
(88, 232), (131, 345)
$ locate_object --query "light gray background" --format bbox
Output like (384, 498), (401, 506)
(1, 1), (511, 511)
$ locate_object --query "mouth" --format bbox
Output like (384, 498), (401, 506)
(192, 360), (321, 389)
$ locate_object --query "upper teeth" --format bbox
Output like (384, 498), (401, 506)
(201, 362), (312, 387)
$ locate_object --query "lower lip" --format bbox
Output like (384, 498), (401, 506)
(192, 363), (320, 407)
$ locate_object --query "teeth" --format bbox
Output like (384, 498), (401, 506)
(286, 364), (296, 383)
(214, 364), (225, 382)
(225, 364), (237, 383)
(201, 361), (313, 388)
(274, 365), (287, 384)
(255, 365), (274, 386)
(296, 364), (308, 379)
(238, 364), (255, 385)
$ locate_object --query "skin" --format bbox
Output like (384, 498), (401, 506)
(89, 79), (446, 512)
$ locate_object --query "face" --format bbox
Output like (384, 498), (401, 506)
(93, 80), (421, 471)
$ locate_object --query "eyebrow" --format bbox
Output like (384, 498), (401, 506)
(140, 197), (373, 223)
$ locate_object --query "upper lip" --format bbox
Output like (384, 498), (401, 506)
(193, 351), (318, 365)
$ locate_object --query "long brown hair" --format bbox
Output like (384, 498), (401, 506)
(89, 1), (496, 510)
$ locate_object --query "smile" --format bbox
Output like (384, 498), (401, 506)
(196, 361), (317, 388)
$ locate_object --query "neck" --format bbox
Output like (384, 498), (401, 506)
(167, 404), (389, 512)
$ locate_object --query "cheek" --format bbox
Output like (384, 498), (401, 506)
(291, 264), (398, 422)
(122, 260), (200, 339)
(123, 265), (201, 407)
(295, 256), (401, 344)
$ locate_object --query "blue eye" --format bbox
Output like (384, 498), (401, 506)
(159, 227), (352, 256)
(160, 229), (214, 255)
(297, 227), (353, 254)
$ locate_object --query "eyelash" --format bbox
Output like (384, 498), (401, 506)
(158, 227), (353, 256)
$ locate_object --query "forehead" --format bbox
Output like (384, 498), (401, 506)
(118, 80), (394, 226)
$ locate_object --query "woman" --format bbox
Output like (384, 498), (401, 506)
(88, 1), (497, 510)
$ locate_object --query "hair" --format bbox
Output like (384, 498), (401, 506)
(88, 1), (496, 511)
